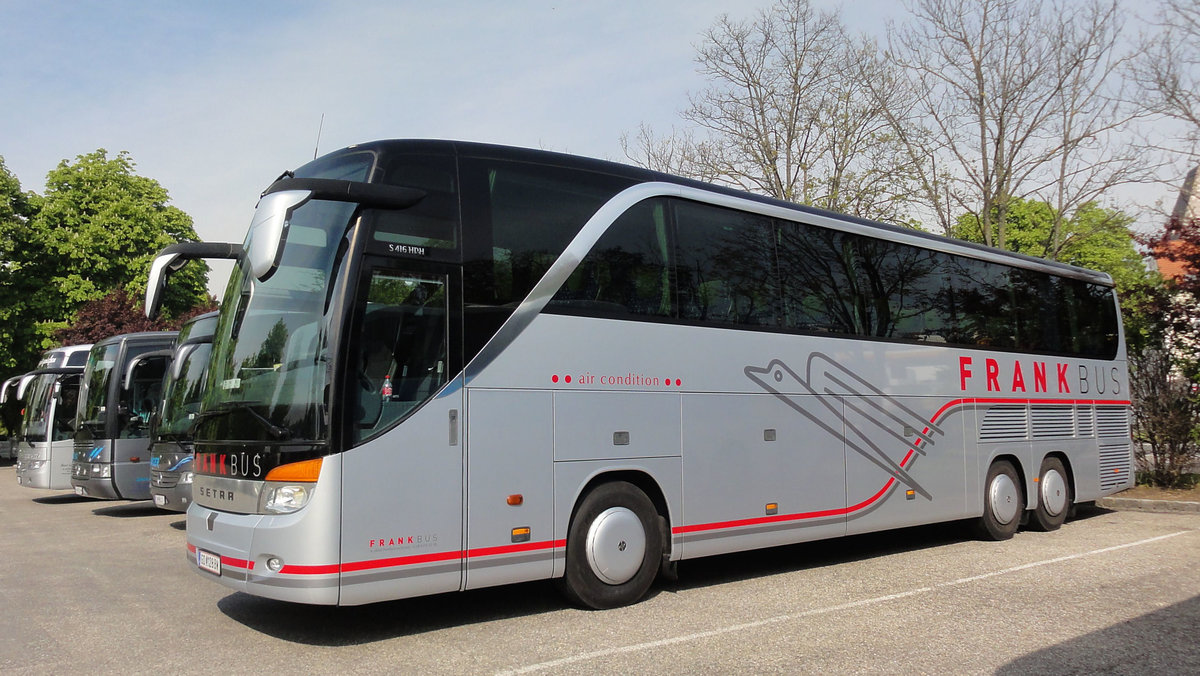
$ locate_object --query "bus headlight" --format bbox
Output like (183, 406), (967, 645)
(180, 472), (194, 484)
(263, 484), (313, 514)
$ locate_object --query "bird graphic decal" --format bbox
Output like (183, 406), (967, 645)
(745, 353), (943, 501)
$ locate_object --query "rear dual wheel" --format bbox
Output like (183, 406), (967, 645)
(1030, 457), (1070, 532)
(976, 460), (1024, 540)
(558, 481), (662, 609)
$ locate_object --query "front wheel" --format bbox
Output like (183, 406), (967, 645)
(1030, 457), (1070, 532)
(558, 481), (662, 609)
(976, 460), (1024, 541)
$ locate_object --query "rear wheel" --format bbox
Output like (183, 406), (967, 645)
(558, 481), (662, 609)
(1030, 457), (1070, 532)
(976, 460), (1024, 540)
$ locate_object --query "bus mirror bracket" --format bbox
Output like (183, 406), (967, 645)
(145, 242), (243, 319)
(250, 176), (426, 283)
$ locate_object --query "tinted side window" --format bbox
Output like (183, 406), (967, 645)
(946, 257), (1017, 350)
(460, 159), (634, 360)
(1056, 279), (1119, 358)
(1011, 267), (1056, 352)
(854, 239), (953, 341)
(776, 220), (858, 334)
(675, 201), (777, 327)
(550, 199), (671, 318)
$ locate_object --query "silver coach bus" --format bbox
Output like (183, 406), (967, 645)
(71, 332), (177, 500)
(14, 344), (92, 489)
(0, 373), (34, 461)
(147, 140), (1132, 609)
(149, 312), (218, 511)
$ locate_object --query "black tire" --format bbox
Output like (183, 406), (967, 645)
(558, 481), (662, 609)
(1030, 457), (1070, 532)
(976, 460), (1024, 541)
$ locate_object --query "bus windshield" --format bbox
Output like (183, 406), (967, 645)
(21, 375), (55, 443)
(198, 199), (356, 445)
(78, 343), (119, 432)
(157, 343), (212, 440)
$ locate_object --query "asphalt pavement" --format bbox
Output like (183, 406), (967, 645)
(1, 460), (1198, 675)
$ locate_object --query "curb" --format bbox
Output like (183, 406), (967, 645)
(1094, 497), (1200, 514)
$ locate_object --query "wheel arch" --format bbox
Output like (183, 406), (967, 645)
(569, 469), (672, 531)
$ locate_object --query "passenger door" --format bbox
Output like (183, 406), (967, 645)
(338, 259), (465, 604)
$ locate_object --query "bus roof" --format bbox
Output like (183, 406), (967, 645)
(319, 139), (1115, 287)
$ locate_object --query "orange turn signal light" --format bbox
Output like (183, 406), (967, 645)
(265, 457), (323, 482)
(507, 494), (524, 506)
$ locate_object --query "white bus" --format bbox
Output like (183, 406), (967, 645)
(14, 344), (92, 489)
(147, 141), (1132, 609)
(0, 372), (35, 461)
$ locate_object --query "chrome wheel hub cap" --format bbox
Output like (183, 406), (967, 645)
(585, 507), (646, 585)
(1040, 469), (1067, 517)
(989, 473), (1020, 525)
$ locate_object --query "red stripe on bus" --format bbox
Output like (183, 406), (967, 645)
(224, 556), (254, 570)
(466, 539), (566, 559)
(673, 396), (1129, 536)
(186, 542), (254, 570)
(337, 549), (461, 574)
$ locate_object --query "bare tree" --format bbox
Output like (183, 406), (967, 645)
(1130, 348), (1200, 487)
(1038, 0), (1156, 259)
(1131, 0), (1200, 159)
(622, 0), (922, 224)
(884, 0), (1148, 249)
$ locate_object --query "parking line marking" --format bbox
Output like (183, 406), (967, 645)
(496, 531), (1190, 675)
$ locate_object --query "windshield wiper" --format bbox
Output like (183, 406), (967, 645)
(193, 402), (293, 440)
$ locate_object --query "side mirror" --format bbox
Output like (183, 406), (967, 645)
(145, 242), (242, 319)
(248, 177), (425, 283)
(246, 190), (313, 283)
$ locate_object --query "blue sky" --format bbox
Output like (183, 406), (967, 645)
(0, 1), (1174, 296)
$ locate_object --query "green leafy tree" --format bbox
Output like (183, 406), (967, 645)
(33, 150), (209, 322)
(0, 155), (47, 373)
(0, 150), (211, 380)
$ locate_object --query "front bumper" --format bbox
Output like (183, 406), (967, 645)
(150, 470), (192, 512)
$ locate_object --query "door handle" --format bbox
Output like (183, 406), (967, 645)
(449, 409), (459, 446)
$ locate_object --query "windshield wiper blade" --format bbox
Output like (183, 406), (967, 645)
(194, 402), (293, 440)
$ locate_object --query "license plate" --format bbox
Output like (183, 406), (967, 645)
(197, 548), (222, 576)
(153, 494), (166, 507)
(74, 486), (85, 496)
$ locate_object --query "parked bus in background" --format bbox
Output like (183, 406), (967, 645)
(147, 140), (1132, 609)
(14, 344), (92, 489)
(150, 312), (218, 511)
(71, 332), (177, 500)
(0, 373), (33, 461)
